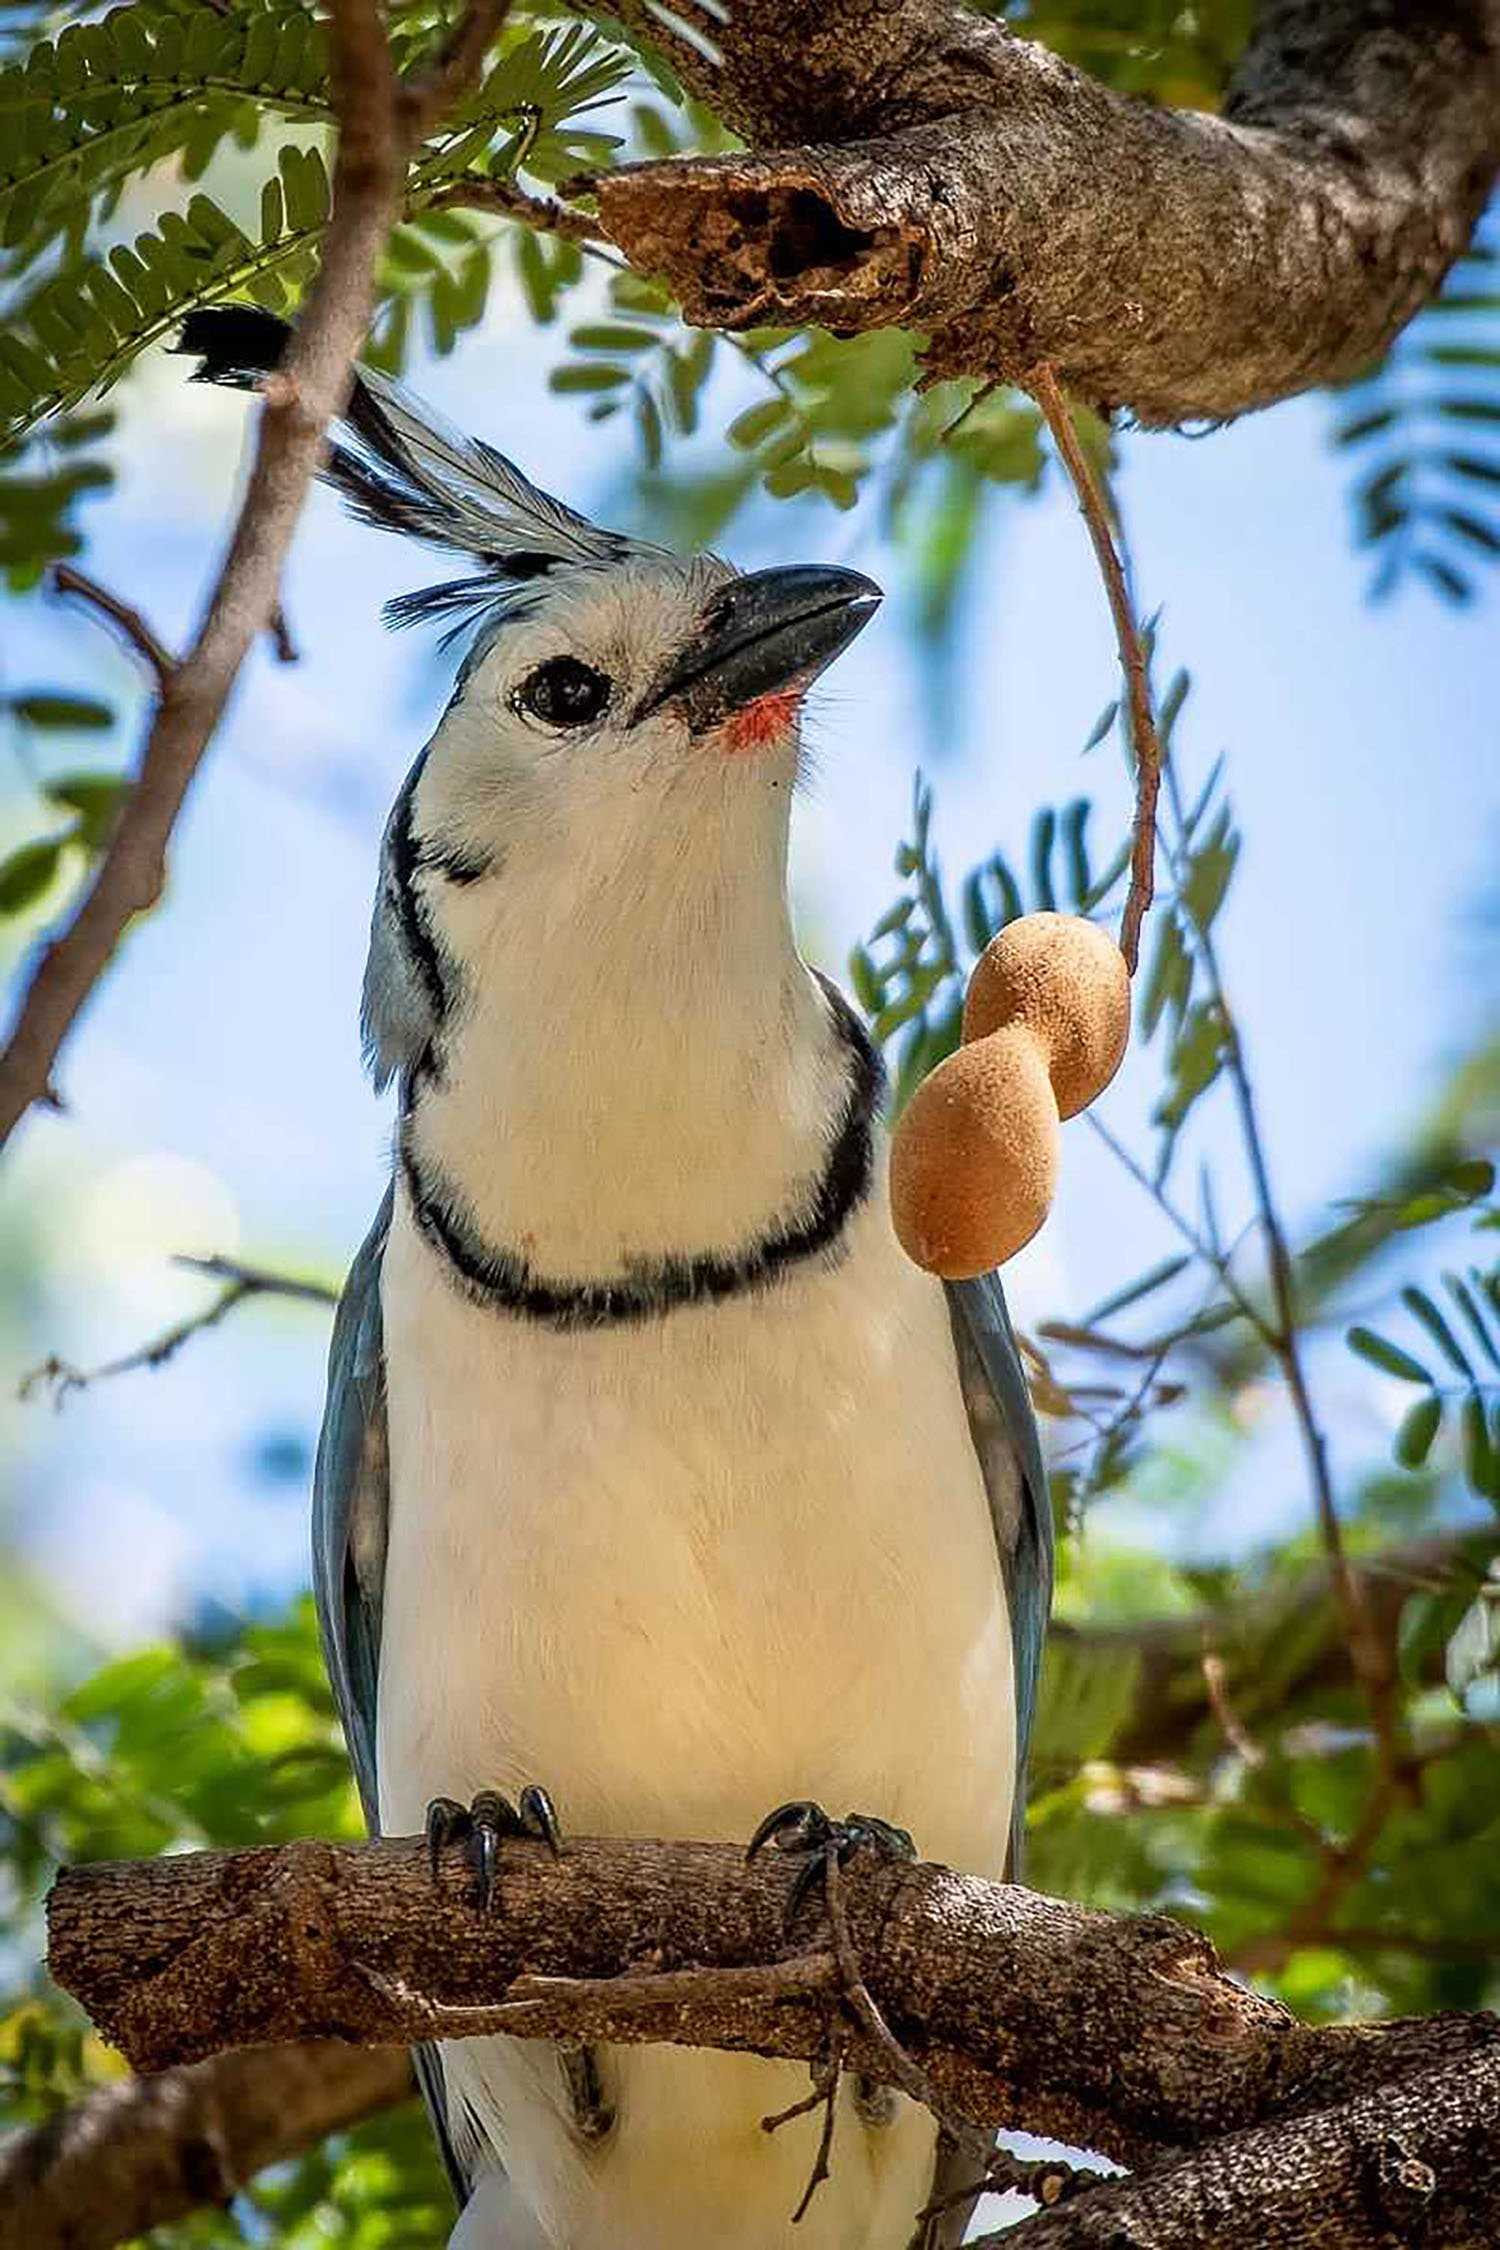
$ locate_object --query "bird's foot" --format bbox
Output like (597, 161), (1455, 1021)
(425, 1783), (562, 1913)
(746, 1799), (916, 1929)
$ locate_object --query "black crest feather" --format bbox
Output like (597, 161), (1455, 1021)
(175, 308), (660, 628)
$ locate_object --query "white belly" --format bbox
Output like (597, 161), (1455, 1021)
(377, 1184), (1016, 2250)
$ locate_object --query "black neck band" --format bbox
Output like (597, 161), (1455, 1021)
(399, 980), (883, 1330)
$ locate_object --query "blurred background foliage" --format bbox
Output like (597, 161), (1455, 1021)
(2, 0), (1499, 2241)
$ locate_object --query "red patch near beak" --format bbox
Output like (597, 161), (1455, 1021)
(721, 690), (802, 753)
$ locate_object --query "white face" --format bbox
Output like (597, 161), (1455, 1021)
(412, 554), (811, 893)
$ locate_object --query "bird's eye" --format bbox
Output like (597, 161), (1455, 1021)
(515, 656), (611, 729)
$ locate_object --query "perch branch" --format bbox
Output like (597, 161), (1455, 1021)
(47, 1833), (1500, 2176)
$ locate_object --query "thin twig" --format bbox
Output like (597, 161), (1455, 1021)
(1028, 362), (1161, 974)
(1201, 1643), (1265, 1766)
(48, 565), (176, 690)
(357, 1951), (839, 2040)
(1085, 1110), (1275, 1347)
(1158, 759), (1404, 1795)
(820, 1848), (970, 2144)
(18, 1255), (338, 1405)
(420, 174), (604, 240)
(763, 2030), (847, 2223)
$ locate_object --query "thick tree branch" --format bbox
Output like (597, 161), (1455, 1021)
(588, 0), (1500, 423)
(47, 1833), (1500, 2178)
(986, 2049), (1500, 2248)
(0, 2043), (411, 2250)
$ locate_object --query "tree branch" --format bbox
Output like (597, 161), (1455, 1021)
(18, 1253), (338, 1404)
(0, 0), (405, 1152)
(0, 2043), (411, 2250)
(985, 2049), (1500, 2248)
(47, 565), (175, 690)
(46, 1833), (1500, 2179)
(587, 0), (1500, 423)
(419, 174), (604, 242)
(1028, 365), (1161, 973)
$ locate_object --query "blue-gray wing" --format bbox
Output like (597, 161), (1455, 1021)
(945, 1270), (1054, 1878)
(931, 1272), (1054, 2245)
(312, 1186), (393, 1830)
(312, 1186), (474, 2206)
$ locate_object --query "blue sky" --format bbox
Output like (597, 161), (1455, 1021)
(3, 290), (1496, 1650)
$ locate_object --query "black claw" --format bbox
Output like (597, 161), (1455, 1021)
(785, 1846), (835, 1927)
(425, 1795), (469, 1884)
(424, 1784), (566, 1911)
(518, 1782), (564, 1859)
(746, 1799), (834, 1864)
(745, 1800), (918, 1932)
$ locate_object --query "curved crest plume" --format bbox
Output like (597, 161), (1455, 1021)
(175, 308), (667, 636)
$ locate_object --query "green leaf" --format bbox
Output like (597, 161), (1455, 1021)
(569, 323), (661, 354)
(1401, 1285), (1475, 1380)
(1083, 699), (1117, 752)
(1082, 1254), (1192, 1327)
(1061, 799), (1091, 910)
(1446, 1272), (1500, 1373)
(1141, 912), (1191, 1041)
(1029, 806), (1056, 911)
(1346, 1325), (1434, 1385)
(44, 769), (129, 849)
(1461, 1390), (1500, 1502)
(0, 833), (67, 914)
(1394, 1393), (1443, 1470)
(549, 363), (631, 393)
(9, 693), (112, 730)
(1154, 1000), (1227, 1132)
(847, 944), (882, 1014)
(728, 396), (792, 449)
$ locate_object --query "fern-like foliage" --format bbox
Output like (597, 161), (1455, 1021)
(1333, 216), (1500, 602)
(1348, 1244), (1500, 1511)
(0, 1), (331, 267)
(850, 753), (1131, 1113)
(2, 149), (333, 433)
(0, 16), (633, 442)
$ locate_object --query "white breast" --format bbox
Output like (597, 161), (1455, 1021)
(376, 1173), (1015, 2250)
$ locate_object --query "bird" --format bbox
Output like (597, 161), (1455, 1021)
(180, 307), (1053, 2250)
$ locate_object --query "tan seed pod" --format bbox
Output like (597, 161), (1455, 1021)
(890, 911), (1132, 1276)
(889, 1026), (1058, 1280)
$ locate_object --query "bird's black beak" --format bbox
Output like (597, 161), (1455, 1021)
(637, 564), (882, 731)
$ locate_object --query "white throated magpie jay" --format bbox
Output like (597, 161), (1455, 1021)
(182, 309), (1052, 2250)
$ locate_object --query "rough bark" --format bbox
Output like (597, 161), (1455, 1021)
(0, 2043), (411, 2250)
(587, 0), (1500, 424)
(47, 1833), (1500, 2177)
(988, 2048), (1500, 2248)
